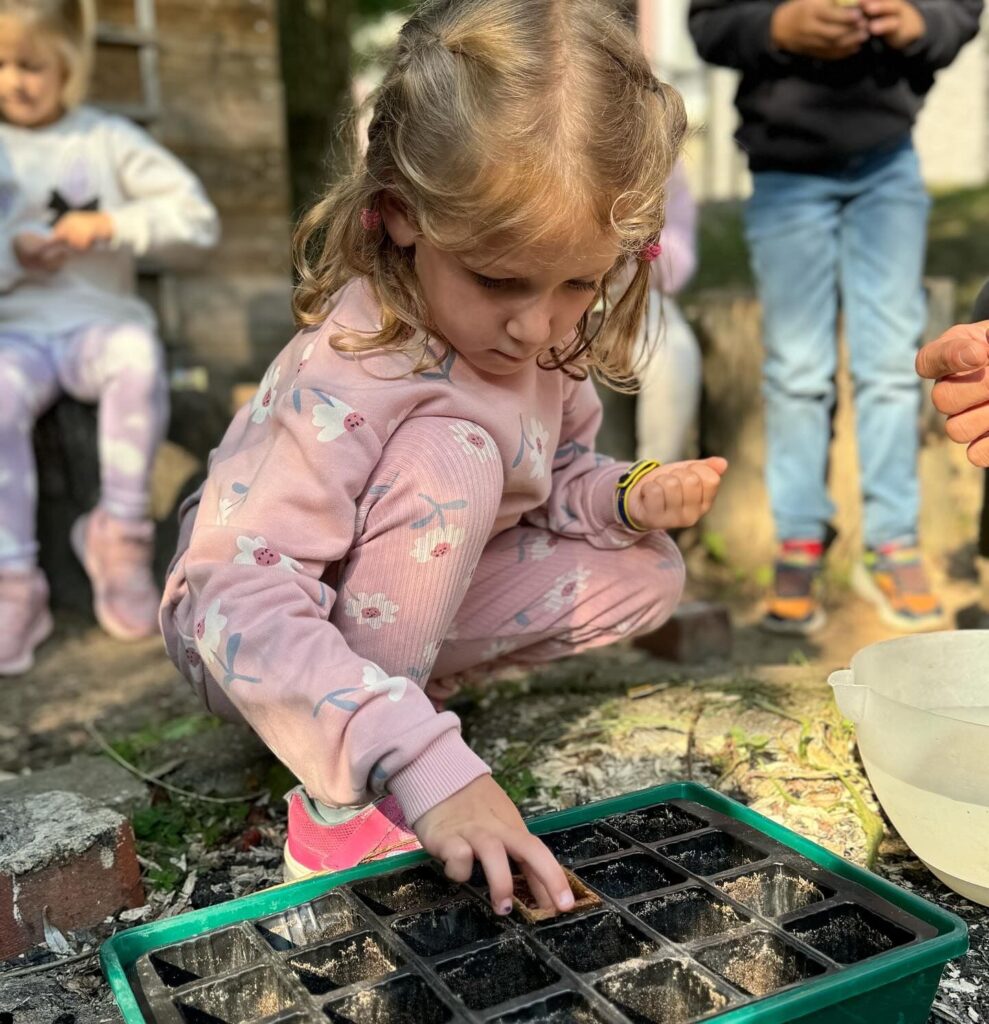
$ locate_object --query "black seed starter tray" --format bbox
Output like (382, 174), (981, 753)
(102, 783), (968, 1024)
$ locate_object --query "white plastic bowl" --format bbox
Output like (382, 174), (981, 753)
(830, 630), (989, 905)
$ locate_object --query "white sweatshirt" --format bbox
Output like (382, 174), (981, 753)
(0, 105), (219, 334)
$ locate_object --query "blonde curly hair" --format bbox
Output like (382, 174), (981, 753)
(293, 0), (687, 386)
(0, 0), (96, 110)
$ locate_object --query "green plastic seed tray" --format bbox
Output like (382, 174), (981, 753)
(101, 782), (968, 1023)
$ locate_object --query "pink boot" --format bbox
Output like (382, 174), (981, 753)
(0, 569), (53, 675)
(71, 508), (160, 640)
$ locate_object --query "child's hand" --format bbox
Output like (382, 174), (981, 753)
(859, 0), (925, 48)
(770, 0), (869, 59)
(13, 231), (70, 272)
(625, 457), (728, 531)
(51, 211), (115, 251)
(414, 775), (574, 917)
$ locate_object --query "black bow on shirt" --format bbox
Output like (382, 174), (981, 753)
(48, 189), (100, 223)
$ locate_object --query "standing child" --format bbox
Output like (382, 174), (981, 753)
(161, 0), (728, 915)
(0, 0), (219, 673)
(690, 0), (981, 634)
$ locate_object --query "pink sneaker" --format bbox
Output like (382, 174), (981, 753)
(283, 787), (421, 882)
(70, 509), (160, 640)
(0, 569), (54, 675)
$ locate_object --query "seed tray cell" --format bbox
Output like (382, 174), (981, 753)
(577, 853), (686, 900)
(696, 931), (827, 997)
(716, 864), (831, 919)
(104, 783), (967, 1024)
(630, 887), (749, 945)
(541, 825), (630, 866)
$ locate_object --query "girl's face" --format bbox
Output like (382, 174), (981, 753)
(0, 18), (66, 127)
(384, 199), (621, 376)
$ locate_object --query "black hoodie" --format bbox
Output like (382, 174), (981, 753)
(688, 0), (983, 172)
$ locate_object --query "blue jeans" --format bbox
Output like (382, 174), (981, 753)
(744, 140), (929, 549)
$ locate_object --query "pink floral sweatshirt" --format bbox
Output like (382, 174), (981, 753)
(164, 278), (648, 823)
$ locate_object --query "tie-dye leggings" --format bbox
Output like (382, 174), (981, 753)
(0, 323), (168, 569)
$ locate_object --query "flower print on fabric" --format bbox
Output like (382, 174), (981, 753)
(543, 567), (592, 613)
(195, 599), (227, 667)
(296, 341), (315, 375)
(409, 492), (468, 563)
(216, 482), (249, 526)
(233, 535), (302, 573)
(450, 421), (493, 463)
(513, 530), (559, 564)
(361, 663), (408, 702)
(101, 439), (143, 476)
(481, 638), (517, 662)
(311, 661), (407, 717)
(251, 364), (280, 424)
(512, 416), (550, 480)
(407, 639), (443, 681)
(307, 388), (367, 442)
(411, 524), (465, 563)
(193, 599), (260, 687)
(177, 628), (205, 685)
(345, 591), (399, 630)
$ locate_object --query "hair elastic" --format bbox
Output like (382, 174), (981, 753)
(360, 208), (382, 231)
(639, 241), (662, 263)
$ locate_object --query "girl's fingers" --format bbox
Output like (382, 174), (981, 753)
(701, 456), (729, 476)
(472, 834), (516, 915)
(521, 864), (555, 912)
(504, 832), (574, 912)
(434, 835), (476, 884)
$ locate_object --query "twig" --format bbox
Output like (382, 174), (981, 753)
(84, 721), (265, 805)
(0, 947), (98, 980)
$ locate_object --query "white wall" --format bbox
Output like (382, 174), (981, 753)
(641, 0), (989, 199)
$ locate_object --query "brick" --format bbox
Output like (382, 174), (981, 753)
(0, 791), (144, 960)
(634, 601), (733, 663)
(0, 756), (147, 815)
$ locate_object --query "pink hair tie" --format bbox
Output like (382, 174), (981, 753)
(639, 241), (662, 263)
(360, 208), (381, 231)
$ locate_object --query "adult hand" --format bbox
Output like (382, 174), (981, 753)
(771, 0), (870, 59)
(860, 0), (926, 48)
(415, 775), (574, 918)
(625, 457), (729, 531)
(51, 211), (115, 251)
(13, 231), (70, 273)
(916, 321), (989, 466)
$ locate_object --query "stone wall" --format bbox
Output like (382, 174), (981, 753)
(93, 0), (296, 380)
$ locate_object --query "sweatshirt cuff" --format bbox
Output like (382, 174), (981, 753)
(108, 207), (148, 256)
(387, 729), (491, 825)
(588, 462), (635, 534)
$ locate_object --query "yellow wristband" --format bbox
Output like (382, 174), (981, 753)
(616, 459), (661, 531)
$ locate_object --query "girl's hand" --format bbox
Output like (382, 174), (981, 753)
(51, 211), (115, 251)
(625, 457), (728, 531)
(13, 231), (70, 272)
(414, 775), (574, 917)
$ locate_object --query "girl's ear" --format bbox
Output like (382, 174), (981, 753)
(380, 193), (417, 248)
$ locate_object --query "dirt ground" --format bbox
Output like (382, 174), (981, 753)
(0, 549), (986, 1022)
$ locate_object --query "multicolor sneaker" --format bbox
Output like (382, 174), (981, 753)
(0, 569), (54, 675)
(70, 508), (159, 640)
(851, 541), (946, 632)
(283, 787), (421, 882)
(760, 540), (827, 635)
